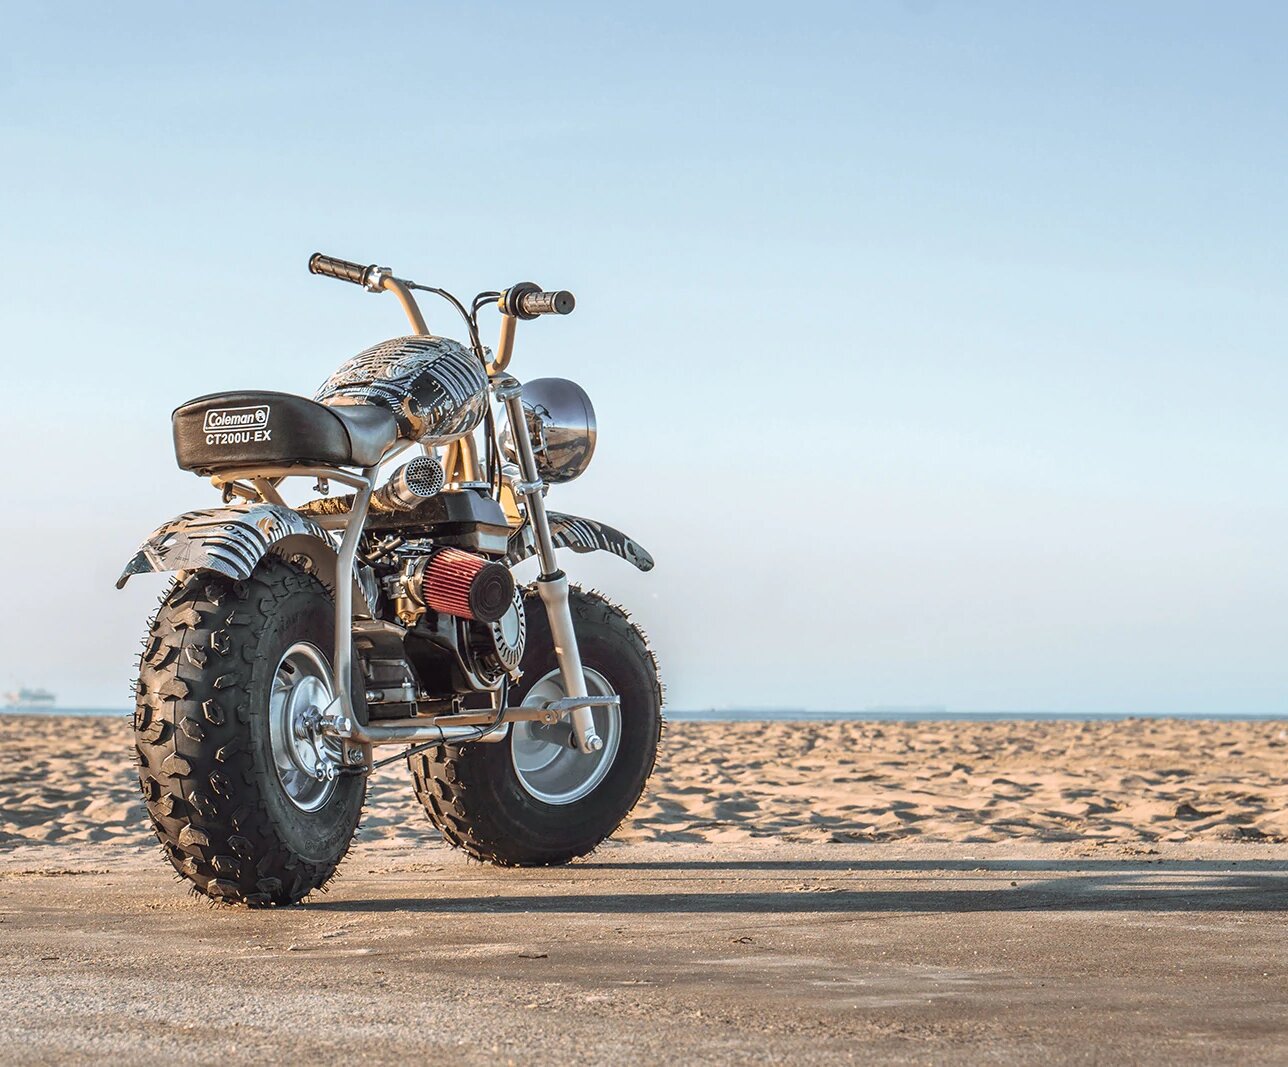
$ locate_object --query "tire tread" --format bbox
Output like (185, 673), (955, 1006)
(133, 559), (359, 906)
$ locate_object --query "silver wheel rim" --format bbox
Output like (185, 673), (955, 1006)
(268, 642), (341, 812)
(510, 667), (621, 805)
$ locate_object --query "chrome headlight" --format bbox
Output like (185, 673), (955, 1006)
(501, 377), (597, 483)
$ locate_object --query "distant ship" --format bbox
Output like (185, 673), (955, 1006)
(4, 687), (56, 709)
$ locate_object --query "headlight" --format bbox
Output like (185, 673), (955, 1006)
(502, 377), (597, 483)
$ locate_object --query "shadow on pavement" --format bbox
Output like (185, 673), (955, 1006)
(317, 865), (1288, 915)
(579, 857), (1288, 873)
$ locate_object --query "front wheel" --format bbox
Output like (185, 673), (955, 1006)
(409, 585), (663, 866)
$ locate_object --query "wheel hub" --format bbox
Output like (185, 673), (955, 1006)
(269, 642), (342, 811)
(510, 667), (621, 805)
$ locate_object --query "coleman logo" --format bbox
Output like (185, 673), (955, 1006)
(204, 405), (270, 432)
(204, 405), (272, 445)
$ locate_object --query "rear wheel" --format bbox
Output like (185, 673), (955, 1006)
(133, 558), (365, 905)
(409, 586), (662, 866)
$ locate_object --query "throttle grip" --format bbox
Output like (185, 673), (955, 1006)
(309, 253), (377, 288)
(501, 282), (576, 318)
(520, 289), (575, 316)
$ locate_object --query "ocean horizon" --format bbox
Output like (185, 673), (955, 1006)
(5, 707), (1285, 723)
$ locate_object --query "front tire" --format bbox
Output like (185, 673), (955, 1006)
(409, 585), (663, 866)
(133, 558), (365, 905)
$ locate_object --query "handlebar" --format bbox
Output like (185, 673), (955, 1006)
(308, 256), (576, 325)
(308, 252), (381, 289)
(501, 282), (575, 319)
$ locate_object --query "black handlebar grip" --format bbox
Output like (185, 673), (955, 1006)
(309, 253), (373, 287)
(519, 289), (576, 317)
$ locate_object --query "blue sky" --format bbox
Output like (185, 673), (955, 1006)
(2, 2), (1286, 711)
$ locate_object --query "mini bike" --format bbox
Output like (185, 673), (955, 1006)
(118, 253), (662, 905)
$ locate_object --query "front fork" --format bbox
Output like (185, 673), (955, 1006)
(493, 374), (603, 754)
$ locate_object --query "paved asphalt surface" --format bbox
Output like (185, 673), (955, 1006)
(0, 840), (1285, 1065)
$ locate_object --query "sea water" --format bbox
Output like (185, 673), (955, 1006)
(3, 707), (1283, 722)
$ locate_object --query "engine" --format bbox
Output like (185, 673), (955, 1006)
(386, 547), (526, 696)
(359, 488), (528, 715)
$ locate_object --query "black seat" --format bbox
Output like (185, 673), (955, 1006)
(172, 390), (399, 475)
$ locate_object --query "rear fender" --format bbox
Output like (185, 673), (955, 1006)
(116, 503), (378, 615)
(505, 511), (654, 572)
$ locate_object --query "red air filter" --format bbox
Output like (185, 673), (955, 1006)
(422, 548), (515, 623)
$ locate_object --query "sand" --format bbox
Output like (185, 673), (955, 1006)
(2, 715), (1286, 849)
(2, 715), (1285, 1063)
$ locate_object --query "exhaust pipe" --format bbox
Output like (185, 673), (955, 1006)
(297, 455), (444, 518)
(371, 455), (445, 512)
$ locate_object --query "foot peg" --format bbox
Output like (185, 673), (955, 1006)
(541, 694), (618, 752)
(540, 694), (620, 718)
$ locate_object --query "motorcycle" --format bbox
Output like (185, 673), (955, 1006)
(118, 253), (663, 905)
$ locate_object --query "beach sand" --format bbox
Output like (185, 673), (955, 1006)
(3, 715), (1285, 848)
(1, 715), (1285, 1064)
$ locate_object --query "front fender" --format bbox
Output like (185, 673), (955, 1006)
(505, 511), (654, 572)
(115, 503), (378, 613)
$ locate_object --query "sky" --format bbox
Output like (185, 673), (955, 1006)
(1, 2), (1286, 712)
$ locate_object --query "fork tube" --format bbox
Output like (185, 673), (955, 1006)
(494, 376), (603, 754)
(535, 574), (602, 751)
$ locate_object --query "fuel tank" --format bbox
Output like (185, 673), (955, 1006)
(314, 335), (489, 445)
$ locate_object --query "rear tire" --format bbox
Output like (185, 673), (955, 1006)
(408, 585), (663, 866)
(133, 558), (365, 905)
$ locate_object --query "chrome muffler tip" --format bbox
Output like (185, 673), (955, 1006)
(371, 454), (445, 511)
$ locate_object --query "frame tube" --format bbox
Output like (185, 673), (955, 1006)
(332, 464), (379, 742)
